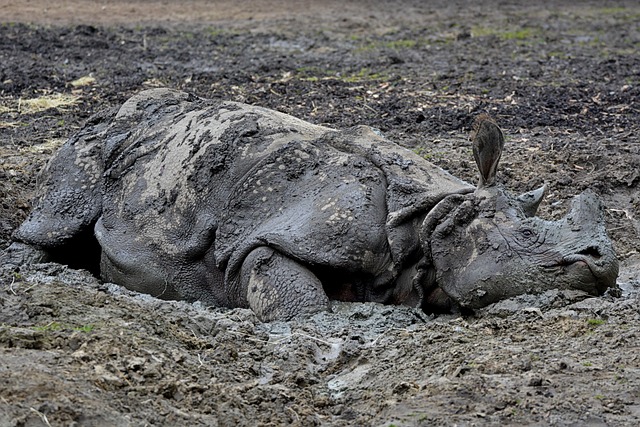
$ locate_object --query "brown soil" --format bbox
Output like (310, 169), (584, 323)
(0, 1), (639, 425)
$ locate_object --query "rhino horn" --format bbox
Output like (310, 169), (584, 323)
(517, 184), (547, 217)
(567, 189), (604, 225)
(471, 114), (504, 188)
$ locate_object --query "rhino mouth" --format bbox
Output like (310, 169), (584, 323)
(554, 249), (618, 294)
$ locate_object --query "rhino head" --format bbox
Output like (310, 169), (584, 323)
(421, 115), (619, 311)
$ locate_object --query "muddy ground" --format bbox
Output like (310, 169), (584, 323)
(0, 1), (639, 425)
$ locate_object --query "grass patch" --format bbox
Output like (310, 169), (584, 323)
(295, 66), (387, 83)
(598, 7), (627, 15)
(0, 121), (20, 128)
(18, 93), (79, 114)
(142, 78), (169, 88)
(296, 66), (337, 81)
(341, 67), (387, 83)
(25, 139), (66, 154)
(33, 321), (95, 333)
(587, 318), (605, 327)
(33, 322), (64, 332)
(471, 26), (497, 38)
(74, 324), (95, 333)
(206, 26), (226, 37)
(502, 28), (536, 40)
(70, 75), (96, 88)
(413, 146), (445, 162)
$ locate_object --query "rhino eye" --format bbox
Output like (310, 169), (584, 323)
(520, 228), (535, 238)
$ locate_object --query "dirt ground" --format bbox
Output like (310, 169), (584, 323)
(0, 0), (639, 425)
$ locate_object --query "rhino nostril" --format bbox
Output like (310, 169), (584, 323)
(578, 246), (602, 259)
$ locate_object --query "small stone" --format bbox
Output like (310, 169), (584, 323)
(528, 376), (543, 387)
(393, 381), (412, 394)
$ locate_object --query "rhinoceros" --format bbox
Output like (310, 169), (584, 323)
(9, 88), (619, 321)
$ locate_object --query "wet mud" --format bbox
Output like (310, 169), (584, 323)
(0, 1), (639, 425)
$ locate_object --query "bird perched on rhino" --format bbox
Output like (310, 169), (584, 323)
(471, 113), (505, 187)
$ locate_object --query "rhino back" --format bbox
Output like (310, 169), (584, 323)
(96, 89), (362, 303)
(97, 90), (333, 257)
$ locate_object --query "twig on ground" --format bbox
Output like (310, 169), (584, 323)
(9, 276), (17, 295)
(29, 408), (52, 427)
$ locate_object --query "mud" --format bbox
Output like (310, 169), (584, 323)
(1, 1), (639, 425)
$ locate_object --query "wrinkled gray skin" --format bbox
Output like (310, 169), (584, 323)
(10, 89), (619, 321)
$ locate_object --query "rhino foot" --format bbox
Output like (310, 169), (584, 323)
(240, 247), (329, 322)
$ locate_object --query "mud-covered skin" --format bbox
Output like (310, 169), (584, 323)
(13, 89), (619, 321)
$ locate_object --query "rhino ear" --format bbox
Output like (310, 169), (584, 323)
(517, 184), (547, 217)
(470, 114), (505, 188)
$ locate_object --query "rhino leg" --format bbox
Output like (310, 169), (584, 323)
(240, 247), (329, 321)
